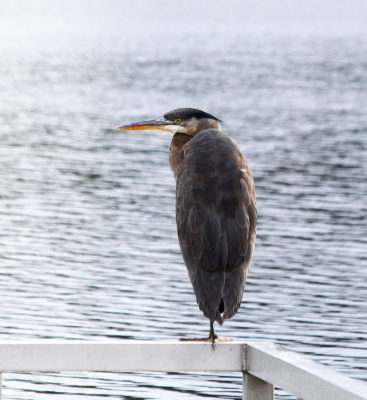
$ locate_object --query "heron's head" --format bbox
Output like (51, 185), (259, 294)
(115, 108), (222, 136)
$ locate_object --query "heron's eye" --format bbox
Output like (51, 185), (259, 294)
(175, 118), (182, 124)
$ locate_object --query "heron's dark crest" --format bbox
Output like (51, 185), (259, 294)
(164, 108), (222, 123)
(116, 108), (257, 344)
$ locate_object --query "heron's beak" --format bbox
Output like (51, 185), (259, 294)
(115, 118), (176, 133)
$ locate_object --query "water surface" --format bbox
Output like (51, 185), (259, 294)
(1, 33), (366, 399)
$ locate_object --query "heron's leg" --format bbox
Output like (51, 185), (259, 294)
(209, 321), (218, 349)
(209, 321), (218, 341)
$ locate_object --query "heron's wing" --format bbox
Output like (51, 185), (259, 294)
(177, 173), (255, 271)
(176, 174), (255, 322)
(175, 130), (257, 322)
(176, 186), (226, 320)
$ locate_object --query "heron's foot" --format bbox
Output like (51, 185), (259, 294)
(179, 336), (217, 342)
(180, 333), (218, 349)
(179, 335), (234, 351)
(180, 321), (221, 349)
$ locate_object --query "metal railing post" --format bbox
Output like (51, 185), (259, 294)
(243, 373), (274, 400)
(243, 344), (273, 399)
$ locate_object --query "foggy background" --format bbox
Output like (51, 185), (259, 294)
(2, 0), (367, 38)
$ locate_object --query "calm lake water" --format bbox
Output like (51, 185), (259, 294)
(0, 32), (366, 399)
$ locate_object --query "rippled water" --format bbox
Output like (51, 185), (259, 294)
(1, 33), (367, 399)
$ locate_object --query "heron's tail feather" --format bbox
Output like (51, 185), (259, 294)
(193, 269), (225, 323)
(222, 266), (248, 321)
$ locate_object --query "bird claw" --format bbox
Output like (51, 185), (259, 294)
(180, 334), (218, 350)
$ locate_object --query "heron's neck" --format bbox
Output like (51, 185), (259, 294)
(182, 118), (221, 136)
(169, 133), (191, 179)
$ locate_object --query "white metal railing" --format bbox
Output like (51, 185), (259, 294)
(0, 340), (366, 399)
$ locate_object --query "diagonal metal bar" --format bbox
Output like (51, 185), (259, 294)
(246, 341), (367, 400)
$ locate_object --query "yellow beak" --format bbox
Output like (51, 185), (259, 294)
(115, 118), (176, 132)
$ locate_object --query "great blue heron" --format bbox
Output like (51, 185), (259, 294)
(116, 108), (257, 343)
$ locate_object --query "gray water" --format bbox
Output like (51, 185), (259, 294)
(1, 32), (367, 399)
